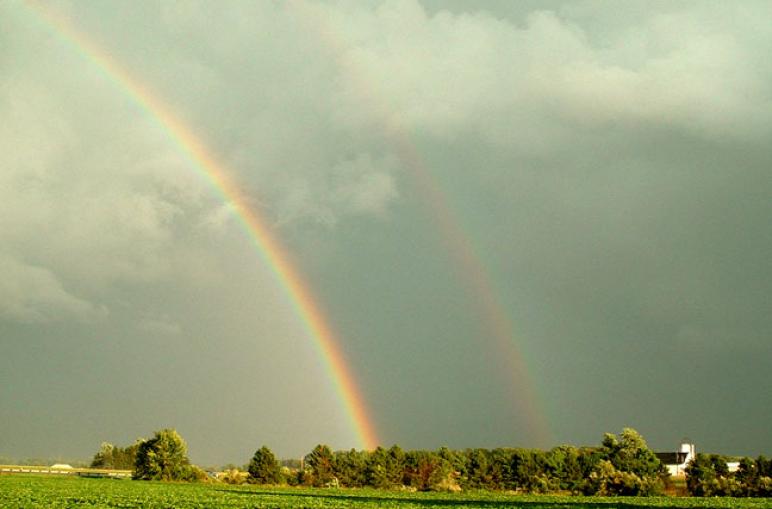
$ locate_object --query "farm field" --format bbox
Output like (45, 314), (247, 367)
(1, 476), (770, 509)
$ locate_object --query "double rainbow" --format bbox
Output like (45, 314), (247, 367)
(24, 0), (552, 450)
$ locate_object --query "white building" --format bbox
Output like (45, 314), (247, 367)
(655, 442), (695, 477)
(655, 442), (740, 477)
(50, 464), (74, 470)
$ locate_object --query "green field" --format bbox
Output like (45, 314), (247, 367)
(1, 476), (771, 509)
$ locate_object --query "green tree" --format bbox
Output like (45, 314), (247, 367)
(588, 428), (665, 495)
(685, 453), (716, 496)
(511, 449), (553, 493)
(366, 445), (405, 489)
(685, 453), (749, 497)
(586, 459), (649, 496)
(601, 428), (663, 478)
(487, 448), (515, 490)
(548, 445), (585, 492)
(403, 450), (453, 491)
(248, 446), (280, 484)
(387, 445), (407, 487)
(91, 441), (139, 470)
(305, 444), (335, 487)
(463, 449), (490, 489)
(755, 456), (772, 497)
(758, 455), (772, 477)
(333, 449), (368, 487)
(133, 429), (193, 481)
(435, 447), (462, 492)
(364, 446), (389, 488)
(91, 442), (114, 469)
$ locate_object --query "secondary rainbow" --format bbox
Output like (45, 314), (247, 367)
(288, 1), (551, 445)
(25, 1), (379, 450)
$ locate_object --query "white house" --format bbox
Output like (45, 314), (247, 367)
(655, 442), (695, 477)
(655, 442), (740, 477)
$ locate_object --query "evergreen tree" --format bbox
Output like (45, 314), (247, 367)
(305, 444), (335, 487)
(333, 449), (368, 487)
(463, 449), (490, 489)
(248, 446), (280, 484)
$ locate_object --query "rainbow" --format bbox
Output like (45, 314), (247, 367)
(288, 1), (551, 446)
(24, 1), (379, 450)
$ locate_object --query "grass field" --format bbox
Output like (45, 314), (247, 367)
(1, 476), (770, 509)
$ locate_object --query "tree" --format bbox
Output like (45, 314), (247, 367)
(487, 448), (515, 490)
(133, 428), (193, 481)
(755, 456), (772, 497)
(91, 442), (115, 469)
(547, 445), (585, 492)
(600, 428), (663, 479)
(685, 453), (748, 497)
(587, 428), (666, 495)
(366, 445), (405, 489)
(90, 442), (139, 470)
(685, 453), (716, 496)
(333, 449), (368, 487)
(403, 450), (453, 491)
(305, 444), (335, 487)
(248, 446), (280, 484)
(463, 449), (490, 489)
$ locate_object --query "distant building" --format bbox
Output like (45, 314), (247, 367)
(655, 442), (740, 477)
(655, 442), (695, 477)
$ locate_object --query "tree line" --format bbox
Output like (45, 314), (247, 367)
(686, 454), (772, 497)
(90, 427), (770, 497)
(91, 429), (206, 482)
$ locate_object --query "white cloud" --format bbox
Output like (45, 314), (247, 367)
(0, 23), (215, 323)
(302, 1), (772, 143)
(0, 255), (106, 323)
(272, 153), (400, 227)
(331, 153), (399, 217)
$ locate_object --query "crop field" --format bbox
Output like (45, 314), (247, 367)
(1, 476), (770, 509)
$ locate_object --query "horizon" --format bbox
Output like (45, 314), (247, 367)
(0, 431), (758, 470)
(0, 427), (763, 469)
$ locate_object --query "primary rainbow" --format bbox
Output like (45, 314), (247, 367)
(25, 2), (379, 450)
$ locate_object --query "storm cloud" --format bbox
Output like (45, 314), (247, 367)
(0, 0), (769, 465)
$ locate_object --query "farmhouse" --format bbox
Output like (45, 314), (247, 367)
(655, 442), (694, 477)
(655, 442), (740, 477)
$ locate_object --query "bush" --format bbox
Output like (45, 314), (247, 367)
(220, 468), (249, 485)
(585, 460), (662, 496)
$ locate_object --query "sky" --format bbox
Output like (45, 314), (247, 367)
(1, 0), (770, 467)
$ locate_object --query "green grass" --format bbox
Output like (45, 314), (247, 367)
(0, 476), (770, 508)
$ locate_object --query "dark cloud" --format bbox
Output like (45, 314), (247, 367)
(0, 0), (769, 464)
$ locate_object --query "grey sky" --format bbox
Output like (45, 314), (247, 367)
(1, 0), (770, 466)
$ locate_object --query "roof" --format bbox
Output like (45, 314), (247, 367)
(655, 452), (689, 465)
